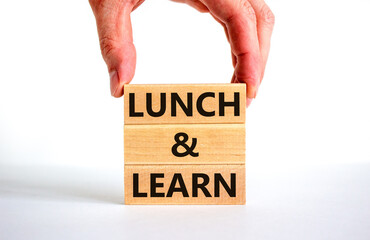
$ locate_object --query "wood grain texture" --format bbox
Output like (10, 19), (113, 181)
(124, 84), (246, 125)
(124, 164), (245, 205)
(124, 124), (245, 165)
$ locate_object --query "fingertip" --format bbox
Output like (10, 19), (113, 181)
(237, 77), (259, 98)
(108, 46), (135, 97)
(246, 82), (259, 99)
(112, 87), (124, 98)
(247, 98), (253, 108)
(109, 70), (124, 98)
(110, 70), (118, 96)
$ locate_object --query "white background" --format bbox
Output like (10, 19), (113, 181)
(0, 0), (369, 239)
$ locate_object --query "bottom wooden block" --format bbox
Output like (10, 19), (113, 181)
(124, 164), (245, 205)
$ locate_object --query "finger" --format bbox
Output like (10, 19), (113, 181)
(89, 0), (137, 97)
(133, 0), (145, 11)
(231, 73), (237, 83)
(200, 0), (262, 98)
(248, 0), (275, 79)
(231, 51), (237, 68)
(232, 73), (252, 108)
(171, 0), (209, 13)
(232, 75), (252, 108)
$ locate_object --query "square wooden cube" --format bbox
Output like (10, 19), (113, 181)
(124, 84), (246, 205)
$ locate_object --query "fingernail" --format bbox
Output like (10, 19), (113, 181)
(247, 84), (259, 99)
(254, 86), (259, 98)
(247, 98), (253, 108)
(109, 70), (118, 96)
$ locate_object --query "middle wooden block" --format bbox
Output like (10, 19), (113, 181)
(124, 124), (245, 165)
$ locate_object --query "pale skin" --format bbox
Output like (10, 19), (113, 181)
(89, 0), (274, 107)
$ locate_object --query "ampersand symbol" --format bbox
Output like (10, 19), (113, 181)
(171, 132), (199, 157)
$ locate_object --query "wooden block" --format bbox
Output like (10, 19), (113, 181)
(124, 164), (245, 205)
(124, 124), (245, 165)
(124, 84), (246, 125)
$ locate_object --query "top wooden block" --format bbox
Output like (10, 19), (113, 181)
(124, 84), (246, 124)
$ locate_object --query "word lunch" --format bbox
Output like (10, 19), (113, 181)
(128, 91), (240, 117)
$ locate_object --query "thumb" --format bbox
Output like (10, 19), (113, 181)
(90, 0), (137, 97)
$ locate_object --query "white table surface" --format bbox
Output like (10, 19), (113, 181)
(1, 162), (369, 240)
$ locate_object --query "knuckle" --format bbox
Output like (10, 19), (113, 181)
(89, 0), (104, 11)
(90, 0), (136, 12)
(260, 4), (275, 25)
(226, 2), (257, 24)
(242, 2), (257, 22)
(88, 0), (97, 11)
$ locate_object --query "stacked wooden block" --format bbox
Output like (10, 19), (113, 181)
(124, 84), (246, 204)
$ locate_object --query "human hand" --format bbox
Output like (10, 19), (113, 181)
(89, 0), (274, 106)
